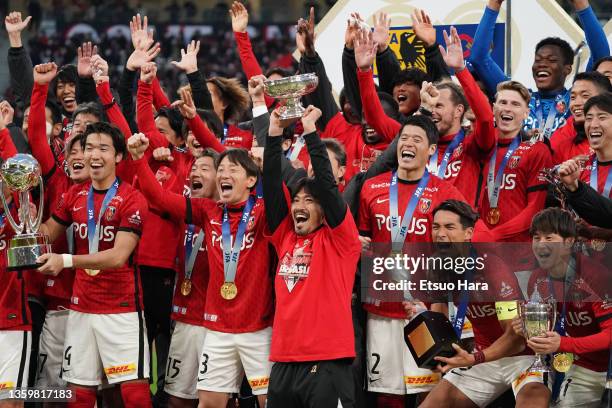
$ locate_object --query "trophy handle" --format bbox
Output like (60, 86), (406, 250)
(0, 179), (23, 234)
(28, 175), (45, 233)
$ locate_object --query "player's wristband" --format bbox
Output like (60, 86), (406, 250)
(473, 351), (485, 365)
(418, 106), (433, 117)
(103, 98), (116, 110)
(62, 254), (73, 269)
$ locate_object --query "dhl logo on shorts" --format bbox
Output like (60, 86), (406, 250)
(512, 370), (543, 389)
(104, 363), (136, 377)
(404, 374), (440, 386)
(0, 382), (15, 390)
(248, 377), (269, 390)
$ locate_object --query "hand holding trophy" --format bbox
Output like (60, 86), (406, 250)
(518, 296), (556, 373)
(0, 154), (51, 270)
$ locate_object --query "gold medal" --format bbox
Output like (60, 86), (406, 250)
(552, 353), (573, 373)
(85, 269), (100, 276)
(486, 208), (501, 225)
(590, 239), (606, 252)
(181, 279), (192, 296)
(220, 282), (238, 300)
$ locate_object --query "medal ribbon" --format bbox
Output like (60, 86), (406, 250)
(222, 196), (256, 284)
(185, 226), (205, 280)
(547, 256), (577, 401)
(428, 130), (466, 178)
(589, 159), (612, 198)
(487, 136), (521, 209)
(534, 92), (566, 139)
(221, 124), (229, 144)
(287, 136), (305, 161)
(389, 170), (430, 249)
(450, 247), (476, 338)
(87, 178), (119, 254)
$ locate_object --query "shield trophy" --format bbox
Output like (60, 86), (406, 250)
(519, 299), (556, 373)
(0, 154), (52, 270)
(263, 73), (319, 120)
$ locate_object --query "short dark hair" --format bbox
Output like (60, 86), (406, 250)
(215, 148), (259, 186)
(594, 56), (612, 71)
(45, 100), (62, 125)
(573, 71), (612, 93)
(72, 102), (106, 123)
(290, 176), (321, 202)
(433, 200), (479, 229)
(182, 109), (224, 139)
(52, 64), (78, 95)
(66, 132), (83, 153)
(584, 92), (612, 116)
(535, 37), (574, 66)
(81, 122), (127, 158)
(529, 207), (577, 238)
(378, 92), (400, 121)
(156, 106), (184, 139)
(436, 81), (469, 119)
(400, 115), (439, 145)
(391, 68), (428, 90)
(322, 138), (347, 166)
(265, 67), (293, 78)
(200, 148), (219, 162)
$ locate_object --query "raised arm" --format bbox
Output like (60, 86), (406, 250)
(302, 106), (346, 228)
(412, 9), (451, 82)
(29, 63), (59, 176)
(0, 109), (18, 160)
(573, 0), (610, 70)
(76, 42), (99, 104)
(263, 109), (290, 233)
(355, 30), (401, 142)
(467, 0), (509, 97)
(342, 14), (368, 121)
(174, 87), (225, 153)
(371, 12), (399, 96)
(5, 12), (34, 110)
(231, 1), (275, 108)
(297, 9), (339, 131)
(137, 62), (172, 150)
(170, 40), (212, 110)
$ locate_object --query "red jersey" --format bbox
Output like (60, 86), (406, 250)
(480, 139), (552, 242)
(579, 155), (612, 198)
(527, 256), (612, 372)
(322, 112), (387, 182)
(358, 171), (466, 318)
(171, 224), (209, 326)
(550, 117), (591, 165)
(189, 197), (273, 333)
(52, 180), (147, 314)
(223, 124), (254, 150)
(267, 205), (361, 362)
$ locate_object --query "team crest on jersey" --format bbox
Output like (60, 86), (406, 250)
(509, 155), (521, 169)
(419, 198), (432, 214)
(556, 100), (567, 114)
(278, 240), (312, 293)
(105, 206), (116, 222)
(452, 144), (463, 159)
(247, 215), (256, 231)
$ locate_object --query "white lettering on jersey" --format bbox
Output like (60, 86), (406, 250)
(500, 173), (516, 190)
(444, 161), (462, 179)
(74, 224), (116, 243)
(210, 231), (255, 251)
(0, 233), (6, 251)
(566, 311), (593, 326)
(374, 215), (428, 235)
(467, 304), (496, 318)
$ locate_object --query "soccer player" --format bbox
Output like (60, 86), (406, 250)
(263, 105), (361, 407)
(36, 122), (151, 408)
(358, 115), (466, 404)
(415, 200), (550, 408)
(469, 0), (609, 139)
(127, 135), (273, 408)
(595, 57), (612, 84)
(577, 93), (612, 198)
(479, 81), (552, 242)
(521, 208), (611, 407)
(551, 72), (612, 164)
(163, 150), (218, 408)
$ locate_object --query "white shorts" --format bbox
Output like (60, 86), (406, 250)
(554, 364), (606, 407)
(196, 327), (272, 395)
(37, 309), (69, 388)
(366, 314), (440, 395)
(61, 310), (150, 386)
(165, 321), (208, 399)
(0, 331), (31, 400)
(443, 355), (545, 407)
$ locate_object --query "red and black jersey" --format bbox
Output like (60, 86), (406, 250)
(580, 154), (612, 198)
(358, 171), (466, 318)
(223, 124), (254, 150)
(550, 117), (591, 165)
(52, 180), (147, 314)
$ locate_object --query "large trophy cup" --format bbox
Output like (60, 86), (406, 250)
(0, 154), (51, 270)
(519, 298), (556, 373)
(263, 73), (319, 120)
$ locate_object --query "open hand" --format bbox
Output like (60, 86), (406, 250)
(172, 87), (197, 119)
(77, 42), (98, 78)
(439, 26), (465, 71)
(411, 9), (436, 48)
(372, 12), (391, 53)
(433, 343), (475, 373)
(354, 30), (377, 72)
(230, 1), (249, 33)
(171, 40), (200, 74)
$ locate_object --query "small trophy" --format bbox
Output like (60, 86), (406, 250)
(263, 73), (319, 120)
(0, 154), (52, 270)
(519, 298), (556, 373)
(404, 311), (459, 369)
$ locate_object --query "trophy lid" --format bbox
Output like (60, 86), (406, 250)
(1, 154), (42, 192)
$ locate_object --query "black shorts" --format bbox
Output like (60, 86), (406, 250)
(267, 358), (355, 408)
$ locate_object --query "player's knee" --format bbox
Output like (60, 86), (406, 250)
(119, 381), (152, 408)
(515, 383), (550, 408)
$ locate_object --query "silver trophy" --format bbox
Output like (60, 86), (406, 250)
(263, 73), (319, 120)
(519, 297), (556, 373)
(0, 154), (51, 270)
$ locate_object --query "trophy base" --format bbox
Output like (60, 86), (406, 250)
(6, 233), (52, 271)
(526, 357), (551, 374)
(278, 97), (306, 120)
